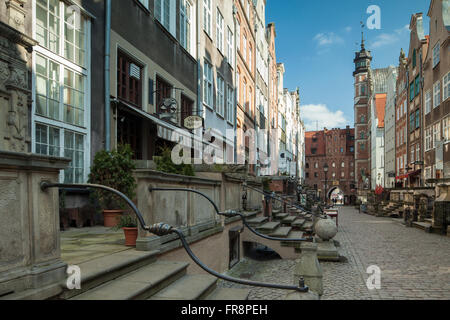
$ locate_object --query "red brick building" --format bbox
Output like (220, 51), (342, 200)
(305, 127), (356, 205)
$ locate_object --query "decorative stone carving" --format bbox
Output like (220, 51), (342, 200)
(6, 0), (27, 34)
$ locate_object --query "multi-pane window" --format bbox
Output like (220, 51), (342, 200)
(236, 71), (240, 104)
(216, 9), (224, 52)
(249, 45), (252, 71)
(36, 0), (60, 54)
(415, 109), (420, 129)
(34, 0), (89, 184)
(411, 146), (415, 163)
(444, 72), (450, 101)
(424, 128), (431, 152)
(155, 0), (171, 31)
(410, 81), (414, 101)
(64, 68), (85, 126)
(203, 60), (213, 107)
(433, 123), (441, 149)
(425, 90), (432, 114)
(35, 123), (60, 157)
(433, 42), (440, 68)
(217, 75), (224, 116)
(203, 0), (212, 36)
(409, 113), (415, 132)
(117, 51), (142, 108)
(433, 81), (441, 108)
(64, 131), (84, 183)
(180, 94), (194, 127)
(227, 27), (234, 66)
(180, 0), (191, 52)
(416, 144), (420, 161)
(444, 116), (450, 141)
(36, 54), (60, 120)
(64, 6), (86, 66)
(415, 75), (420, 97)
(226, 85), (234, 124)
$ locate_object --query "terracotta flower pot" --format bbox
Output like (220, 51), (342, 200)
(123, 227), (138, 246)
(103, 210), (124, 227)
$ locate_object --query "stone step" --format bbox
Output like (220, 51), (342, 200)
(71, 260), (189, 300)
(149, 274), (217, 300)
(274, 213), (289, 220)
(256, 222), (281, 233)
(272, 209), (282, 214)
(269, 227), (292, 238)
(292, 219), (306, 228)
(412, 221), (433, 233)
(246, 216), (269, 226)
(61, 249), (160, 299)
(282, 216), (298, 225)
(301, 221), (314, 231)
(206, 288), (250, 300)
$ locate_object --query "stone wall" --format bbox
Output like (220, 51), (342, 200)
(0, 151), (69, 297)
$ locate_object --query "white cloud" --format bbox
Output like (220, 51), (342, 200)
(370, 24), (410, 48)
(301, 104), (349, 131)
(313, 32), (344, 47)
(345, 26), (352, 32)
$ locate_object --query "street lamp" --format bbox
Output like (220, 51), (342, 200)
(323, 163), (329, 204)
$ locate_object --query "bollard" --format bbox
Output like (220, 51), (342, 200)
(294, 242), (323, 296)
(284, 278), (319, 300)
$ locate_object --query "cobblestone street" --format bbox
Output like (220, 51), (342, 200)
(219, 207), (450, 300)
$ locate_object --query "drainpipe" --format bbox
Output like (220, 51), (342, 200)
(105, 0), (111, 151)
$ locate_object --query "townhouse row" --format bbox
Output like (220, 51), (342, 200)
(0, 0), (305, 183)
(353, 0), (449, 192)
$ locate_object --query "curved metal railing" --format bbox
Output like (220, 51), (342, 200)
(40, 182), (309, 293)
(149, 187), (313, 242)
(244, 184), (321, 217)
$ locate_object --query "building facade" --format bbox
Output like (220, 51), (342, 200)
(423, 0), (450, 182)
(385, 66), (398, 188)
(305, 127), (356, 205)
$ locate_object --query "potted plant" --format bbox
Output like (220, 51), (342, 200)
(114, 214), (138, 246)
(88, 144), (137, 227)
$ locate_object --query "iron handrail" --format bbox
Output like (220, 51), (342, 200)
(149, 187), (313, 242)
(244, 184), (320, 217)
(40, 182), (308, 293)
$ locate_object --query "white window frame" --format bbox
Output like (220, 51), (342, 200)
(216, 74), (225, 117)
(138, 0), (149, 9)
(226, 84), (234, 125)
(433, 123), (441, 149)
(236, 18), (240, 51)
(432, 42), (440, 68)
(32, 0), (91, 183)
(155, 0), (174, 34)
(243, 33), (247, 63)
(433, 81), (441, 109)
(425, 90), (432, 114)
(444, 72), (450, 101)
(180, 0), (191, 53)
(216, 8), (224, 53)
(226, 27), (234, 67)
(443, 116), (450, 141)
(203, 60), (213, 108)
(203, 0), (212, 36)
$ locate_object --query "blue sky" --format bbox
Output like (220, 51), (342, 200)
(266, 0), (431, 131)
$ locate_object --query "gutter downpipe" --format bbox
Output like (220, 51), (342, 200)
(105, 0), (111, 151)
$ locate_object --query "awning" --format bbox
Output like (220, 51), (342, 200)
(396, 169), (421, 180)
(117, 100), (194, 147)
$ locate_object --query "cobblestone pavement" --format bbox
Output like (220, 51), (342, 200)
(218, 206), (450, 300)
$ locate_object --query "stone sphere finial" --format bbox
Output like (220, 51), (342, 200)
(314, 218), (338, 241)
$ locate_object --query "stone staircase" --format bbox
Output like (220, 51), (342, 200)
(246, 206), (315, 254)
(379, 202), (403, 217)
(58, 250), (249, 300)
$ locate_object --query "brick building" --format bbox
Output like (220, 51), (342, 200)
(305, 127), (356, 205)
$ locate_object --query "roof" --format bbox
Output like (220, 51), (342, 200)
(371, 68), (391, 94)
(375, 93), (387, 128)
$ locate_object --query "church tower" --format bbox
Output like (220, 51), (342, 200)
(353, 31), (372, 195)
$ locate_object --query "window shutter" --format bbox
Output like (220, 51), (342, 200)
(130, 63), (141, 80)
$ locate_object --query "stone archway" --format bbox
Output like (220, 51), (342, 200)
(327, 187), (344, 205)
